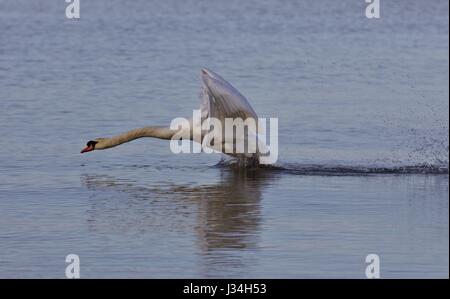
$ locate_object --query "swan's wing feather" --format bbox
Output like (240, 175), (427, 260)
(198, 68), (262, 162)
(200, 68), (258, 122)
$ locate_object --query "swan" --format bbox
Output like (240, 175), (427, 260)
(81, 68), (269, 166)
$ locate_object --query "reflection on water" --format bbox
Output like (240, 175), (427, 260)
(82, 168), (279, 274)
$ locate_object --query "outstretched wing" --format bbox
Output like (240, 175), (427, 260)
(199, 68), (258, 123)
(198, 68), (264, 163)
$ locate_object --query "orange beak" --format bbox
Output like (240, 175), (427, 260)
(80, 145), (94, 153)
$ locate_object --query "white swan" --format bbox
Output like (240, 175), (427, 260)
(81, 68), (265, 165)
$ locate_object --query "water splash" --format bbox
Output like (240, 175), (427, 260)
(215, 158), (448, 175)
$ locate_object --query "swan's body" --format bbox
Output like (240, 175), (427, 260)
(81, 68), (263, 165)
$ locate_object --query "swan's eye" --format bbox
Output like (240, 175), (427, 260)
(86, 140), (98, 148)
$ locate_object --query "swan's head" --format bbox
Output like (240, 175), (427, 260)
(80, 138), (108, 153)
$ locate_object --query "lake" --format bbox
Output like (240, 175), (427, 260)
(0, 0), (448, 278)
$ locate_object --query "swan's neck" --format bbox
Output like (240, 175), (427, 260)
(99, 126), (176, 150)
